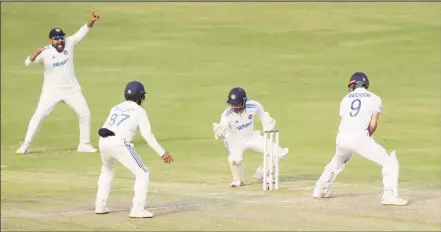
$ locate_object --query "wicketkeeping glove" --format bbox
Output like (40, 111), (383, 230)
(262, 112), (276, 131)
(212, 123), (228, 140)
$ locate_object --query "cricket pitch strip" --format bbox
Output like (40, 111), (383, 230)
(2, 180), (440, 231)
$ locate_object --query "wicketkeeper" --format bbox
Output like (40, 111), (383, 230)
(213, 87), (289, 187)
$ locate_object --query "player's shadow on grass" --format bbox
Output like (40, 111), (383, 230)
(25, 148), (77, 155)
(247, 173), (320, 187)
(279, 173), (321, 182)
(328, 192), (379, 199)
(106, 202), (201, 217)
(150, 203), (201, 217)
(133, 136), (212, 144)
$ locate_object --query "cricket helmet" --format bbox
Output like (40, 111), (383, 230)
(124, 81), (146, 105)
(348, 72), (370, 91)
(226, 87), (247, 113)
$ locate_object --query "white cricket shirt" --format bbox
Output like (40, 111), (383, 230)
(101, 101), (166, 157)
(219, 100), (265, 138)
(24, 24), (90, 90)
(338, 88), (382, 134)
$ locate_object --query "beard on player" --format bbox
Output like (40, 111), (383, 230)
(50, 36), (65, 52)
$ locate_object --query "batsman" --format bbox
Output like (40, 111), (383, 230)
(212, 87), (289, 187)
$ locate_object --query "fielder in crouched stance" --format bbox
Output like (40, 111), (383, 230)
(95, 81), (173, 218)
(313, 72), (407, 206)
(213, 87), (289, 187)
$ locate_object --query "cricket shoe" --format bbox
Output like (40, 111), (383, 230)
(253, 173), (278, 184)
(260, 174), (276, 184)
(312, 186), (332, 198)
(95, 207), (110, 214)
(381, 196), (408, 206)
(279, 148), (289, 160)
(129, 210), (154, 218)
(252, 148), (289, 180)
(265, 179), (276, 185)
(252, 171), (263, 180)
(77, 143), (97, 153)
(230, 180), (245, 187)
(16, 142), (30, 155)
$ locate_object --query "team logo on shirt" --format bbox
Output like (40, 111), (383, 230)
(52, 59), (68, 67)
(52, 56), (55, 59)
(64, 50), (68, 55)
(235, 120), (239, 123)
(248, 114), (253, 120)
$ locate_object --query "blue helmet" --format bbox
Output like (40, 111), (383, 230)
(226, 87), (247, 113)
(348, 72), (370, 91)
(124, 81), (146, 105)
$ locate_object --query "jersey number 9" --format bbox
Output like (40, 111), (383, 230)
(349, 99), (362, 117)
(108, 113), (131, 126)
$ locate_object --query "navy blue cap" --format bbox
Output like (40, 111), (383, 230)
(49, 28), (66, 38)
(226, 87), (247, 104)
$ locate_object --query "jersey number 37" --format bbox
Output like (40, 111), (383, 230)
(349, 99), (362, 117)
(108, 113), (131, 126)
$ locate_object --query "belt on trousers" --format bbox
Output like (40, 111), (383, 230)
(98, 128), (115, 138)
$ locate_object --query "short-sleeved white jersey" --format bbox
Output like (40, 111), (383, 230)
(24, 24), (90, 90)
(101, 101), (165, 156)
(338, 88), (382, 134)
(219, 100), (265, 138)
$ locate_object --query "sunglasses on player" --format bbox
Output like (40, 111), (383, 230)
(53, 35), (65, 41)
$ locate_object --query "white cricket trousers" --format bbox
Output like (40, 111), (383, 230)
(22, 88), (91, 145)
(95, 136), (150, 212)
(224, 131), (284, 163)
(315, 131), (399, 197)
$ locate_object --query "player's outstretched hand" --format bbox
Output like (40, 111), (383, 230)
(162, 151), (174, 164)
(91, 11), (100, 21)
(35, 46), (45, 55)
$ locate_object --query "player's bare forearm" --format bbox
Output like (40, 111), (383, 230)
(87, 19), (96, 28)
(29, 53), (39, 62)
(27, 46), (45, 63)
(87, 11), (100, 28)
(368, 125), (377, 136)
(368, 111), (380, 136)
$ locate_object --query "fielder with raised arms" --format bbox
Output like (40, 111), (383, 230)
(213, 87), (289, 187)
(95, 81), (173, 218)
(312, 72), (408, 206)
(16, 11), (100, 155)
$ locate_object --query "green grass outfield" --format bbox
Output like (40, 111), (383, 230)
(1, 2), (440, 231)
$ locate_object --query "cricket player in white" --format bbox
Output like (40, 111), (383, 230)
(16, 11), (100, 155)
(213, 87), (289, 187)
(95, 81), (173, 218)
(312, 72), (408, 206)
